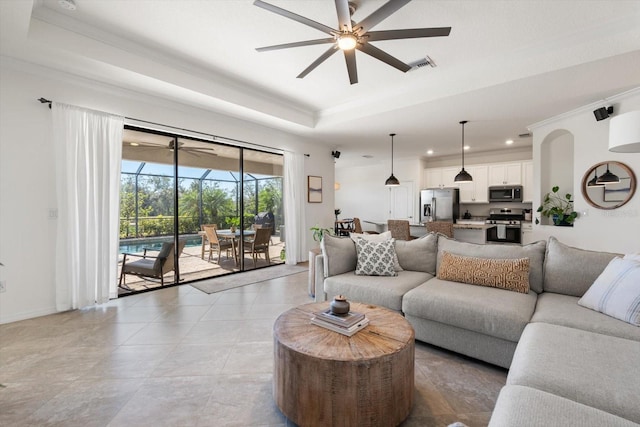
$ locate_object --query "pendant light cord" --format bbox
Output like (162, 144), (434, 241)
(460, 120), (467, 169)
(390, 133), (395, 174)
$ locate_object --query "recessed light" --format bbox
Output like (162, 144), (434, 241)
(505, 139), (514, 145)
(129, 142), (139, 146)
(58, 0), (77, 11)
(464, 145), (470, 150)
(426, 149), (434, 155)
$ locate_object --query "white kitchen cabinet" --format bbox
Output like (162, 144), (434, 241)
(458, 165), (489, 203)
(489, 163), (522, 186)
(521, 223), (534, 245)
(522, 161), (534, 202)
(424, 167), (460, 188)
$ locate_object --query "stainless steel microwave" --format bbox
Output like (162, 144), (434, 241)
(488, 185), (523, 202)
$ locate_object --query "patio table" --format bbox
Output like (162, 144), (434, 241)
(199, 229), (255, 264)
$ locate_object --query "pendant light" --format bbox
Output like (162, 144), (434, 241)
(385, 133), (400, 186)
(454, 120), (473, 183)
(587, 168), (604, 187)
(596, 163), (620, 185)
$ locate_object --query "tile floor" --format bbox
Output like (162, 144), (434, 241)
(0, 270), (507, 427)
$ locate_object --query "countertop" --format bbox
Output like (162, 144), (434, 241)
(453, 223), (491, 230)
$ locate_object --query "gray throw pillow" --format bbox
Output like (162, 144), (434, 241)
(544, 236), (620, 297)
(354, 238), (398, 277)
(321, 234), (356, 277)
(394, 233), (438, 274)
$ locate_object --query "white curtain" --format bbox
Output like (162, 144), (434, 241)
(52, 103), (124, 310)
(283, 151), (307, 264)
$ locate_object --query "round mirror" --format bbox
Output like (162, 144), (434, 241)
(581, 161), (636, 210)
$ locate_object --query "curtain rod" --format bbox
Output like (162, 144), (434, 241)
(37, 97), (309, 156)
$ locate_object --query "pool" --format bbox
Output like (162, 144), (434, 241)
(119, 236), (202, 254)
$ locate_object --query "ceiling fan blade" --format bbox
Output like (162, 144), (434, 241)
(297, 46), (339, 79)
(357, 42), (411, 72)
(366, 27), (451, 41)
(335, 0), (352, 32)
(254, 0), (336, 35)
(256, 38), (336, 52)
(356, 0), (412, 34)
(344, 49), (358, 85)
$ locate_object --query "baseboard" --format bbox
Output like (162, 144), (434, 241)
(0, 306), (58, 324)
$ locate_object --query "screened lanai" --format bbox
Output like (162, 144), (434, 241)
(118, 128), (285, 294)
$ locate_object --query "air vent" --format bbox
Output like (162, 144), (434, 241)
(408, 55), (437, 71)
(519, 132), (532, 138)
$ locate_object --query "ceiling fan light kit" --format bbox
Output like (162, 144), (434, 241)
(254, 0), (451, 84)
(454, 120), (473, 183)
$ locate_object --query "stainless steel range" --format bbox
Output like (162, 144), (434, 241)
(485, 208), (524, 244)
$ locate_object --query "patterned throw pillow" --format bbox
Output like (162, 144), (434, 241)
(354, 238), (398, 277)
(350, 231), (403, 272)
(578, 257), (640, 326)
(437, 251), (530, 293)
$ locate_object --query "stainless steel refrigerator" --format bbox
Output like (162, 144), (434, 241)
(420, 188), (460, 223)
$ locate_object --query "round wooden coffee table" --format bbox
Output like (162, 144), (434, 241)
(273, 302), (415, 427)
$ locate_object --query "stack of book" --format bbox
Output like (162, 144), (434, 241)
(311, 308), (369, 337)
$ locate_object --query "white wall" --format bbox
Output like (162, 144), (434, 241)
(531, 88), (640, 253)
(0, 59), (334, 323)
(335, 158), (423, 232)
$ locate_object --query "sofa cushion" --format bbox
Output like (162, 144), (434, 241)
(543, 236), (619, 297)
(436, 236), (546, 293)
(489, 385), (639, 427)
(508, 322), (640, 423)
(437, 251), (530, 293)
(531, 293), (640, 342)
(578, 257), (640, 326)
(324, 270), (431, 312)
(402, 278), (537, 342)
(394, 233), (438, 274)
(354, 238), (397, 277)
(321, 234), (356, 277)
(350, 231), (402, 271)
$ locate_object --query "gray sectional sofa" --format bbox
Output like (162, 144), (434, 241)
(314, 233), (640, 426)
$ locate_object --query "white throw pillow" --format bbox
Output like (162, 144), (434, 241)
(354, 238), (398, 277)
(578, 257), (640, 326)
(350, 231), (403, 271)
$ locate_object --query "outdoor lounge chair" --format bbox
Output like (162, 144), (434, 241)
(118, 239), (186, 289)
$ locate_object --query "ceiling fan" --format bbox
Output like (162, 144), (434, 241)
(254, 0), (451, 85)
(126, 140), (218, 158)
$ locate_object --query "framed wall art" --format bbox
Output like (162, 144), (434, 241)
(308, 176), (322, 203)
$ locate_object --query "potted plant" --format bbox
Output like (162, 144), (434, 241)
(227, 217), (240, 232)
(536, 186), (578, 226)
(310, 225), (333, 244)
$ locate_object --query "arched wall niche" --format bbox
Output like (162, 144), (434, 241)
(539, 129), (575, 225)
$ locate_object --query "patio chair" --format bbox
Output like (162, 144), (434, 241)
(387, 219), (416, 240)
(426, 221), (454, 238)
(119, 239), (186, 289)
(243, 227), (271, 268)
(204, 225), (234, 264)
(200, 224), (217, 259)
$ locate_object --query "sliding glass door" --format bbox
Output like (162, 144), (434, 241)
(118, 127), (284, 294)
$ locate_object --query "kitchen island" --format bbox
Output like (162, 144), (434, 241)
(453, 221), (489, 244)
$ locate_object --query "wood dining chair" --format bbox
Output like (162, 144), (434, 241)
(204, 225), (234, 264)
(243, 227), (272, 267)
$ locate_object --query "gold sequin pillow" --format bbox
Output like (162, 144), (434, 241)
(437, 251), (530, 293)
